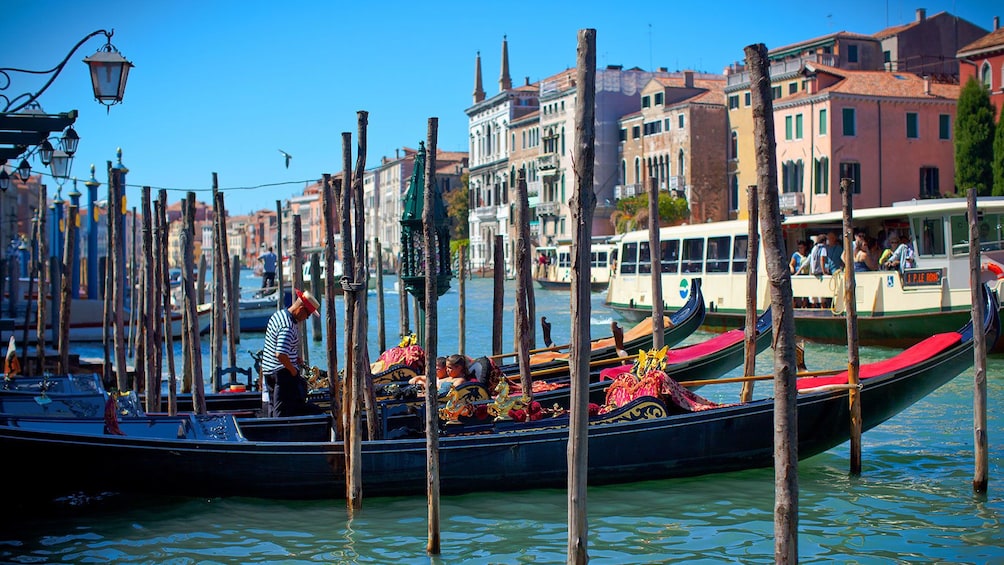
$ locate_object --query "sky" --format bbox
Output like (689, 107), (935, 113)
(3, 0), (999, 215)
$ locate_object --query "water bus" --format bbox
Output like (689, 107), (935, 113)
(605, 198), (1004, 348)
(535, 240), (617, 292)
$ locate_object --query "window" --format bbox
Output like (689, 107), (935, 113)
(789, 82), (798, 95)
(839, 161), (861, 194)
(659, 240), (680, 273)
(678, 114), (685, 128)
(642, 95), (651, 108)
(842, 107), (856, 136)
(981, 62), (992, 89)
(654, 92), (664, 105)
(632, 125), (640, 139)
(848, 44), (858, 63)
(744, 92), (751, 106)
(730, 131), (738, 160)
(772, 86), (782, 99)
(706, 236), (731, 273)
(782, 160), (804, 193)
(814, 156), (829, 194)
(729, 94), (740, 109)
(730, 175), (739, 212)
(638, 241), (651, 274)
(913, 217), (945, 255)
(939, 114), (950, 140)
(664, 118), (671, 130)
(732, 235), (749, 272)
(681, 238), (704, 273)
(883, 50), (891, 64)
(619, 128), (627, 142)
(785, 116), (793, 140)
(906, 112), (918, 139)
(919, 167), (939, 198)
(819, 108), (827, 135)
(795, 114), (803, 139)
(621, 242), (637, 274)
(634, 158), (641, 183)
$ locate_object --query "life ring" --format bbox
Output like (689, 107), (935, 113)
(982, 262), (1004, 279)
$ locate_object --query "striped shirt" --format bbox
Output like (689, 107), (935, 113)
(261, 309), (299, 374)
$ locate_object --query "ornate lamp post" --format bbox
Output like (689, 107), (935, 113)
(399, 142), (452, 341)
(83, 164), (100, 299)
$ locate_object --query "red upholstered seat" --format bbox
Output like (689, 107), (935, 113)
(796, 332), (962, 390)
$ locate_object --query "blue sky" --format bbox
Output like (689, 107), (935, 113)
(3, 0), (998, 215)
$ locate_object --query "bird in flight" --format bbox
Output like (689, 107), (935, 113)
(278, 149), (292, 169)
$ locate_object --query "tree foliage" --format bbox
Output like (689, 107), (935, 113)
(609, 192), (689, 233)
(444, 172), (469, 240)
(955, 77), (996, 196)
(994, 109), (1004, 197)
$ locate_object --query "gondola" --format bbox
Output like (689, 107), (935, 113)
(0, 285), (995, 502)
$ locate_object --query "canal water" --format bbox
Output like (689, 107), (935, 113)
(3, 274), (1002, 563)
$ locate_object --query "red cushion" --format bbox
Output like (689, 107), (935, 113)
(599, 330), (749, 381)
(796, 332), (962, 390)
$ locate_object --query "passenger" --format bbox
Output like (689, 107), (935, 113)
(883, 235), (916, 272)
(443, 354), (475, 390)
(865, 237), (881, 271)
(408, 356), (446, 388)
(853, 237), (871, 272)
(823, 231), (844, 275)
(789, 240), (809, 275)
(807, 235), (827, 308)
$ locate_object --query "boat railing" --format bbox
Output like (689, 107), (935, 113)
(951, 238), (1004, 255)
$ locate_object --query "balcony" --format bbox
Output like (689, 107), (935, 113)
(537, 153), (559, 171)
(668, 176), (685, 191)
(778, 192), (805, 215)
(474, 205), (498, 221)
(536, 201), (560, 217)
(614, 183), (642, 200)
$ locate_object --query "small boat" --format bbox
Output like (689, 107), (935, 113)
(534, 241), (617, 292)
(9, 298), (210, 344)
(1, 286), (993, 502)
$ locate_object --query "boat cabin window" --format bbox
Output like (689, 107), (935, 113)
(557, 252), (571, 269)
(621, 242), (638, 274)
(592, 250), (608, 268)
(950, 213), (1004, 255)
(659, 239), (680, 273)
(682, 238), (704, 273)
(638, 241), (652, 274)
(911, 217), (945, 256)
(732, 235), (748, 272)
(706, 236), (730, 273)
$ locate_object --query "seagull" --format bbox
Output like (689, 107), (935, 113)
(278, 149), (292, 169)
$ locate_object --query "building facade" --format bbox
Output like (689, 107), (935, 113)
(958, 19), (1004, 120)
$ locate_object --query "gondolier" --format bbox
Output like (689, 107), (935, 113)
(258, 246), (277, 289)
(261, 288), (321, 416)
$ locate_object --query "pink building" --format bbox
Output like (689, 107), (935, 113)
(957, 19), (1004, 120)
(775, 63), (959, 215)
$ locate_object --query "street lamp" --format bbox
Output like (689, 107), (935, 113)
(1, 29), (133, 114)
(399, 141), (452, 306)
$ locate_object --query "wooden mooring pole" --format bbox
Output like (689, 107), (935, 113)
(57, 204), (77, 375)
(746, 41), (799, 564)
(351, 110), (376, 445)
(568, 28), (596, 565)
(211, 176), (223, 392)
(216, 190), (237, 372)
(339, 132), (359, 508)
(35, 183), (47, 375)
(648, 176), (664, 351)
(423, 116), (442, 555)
(458, 245), (466, 357)
(740, 185), (759, 402)
(375, 238), (386, 354)
(182, 193), (206, 413)
(158, 190), (177, 415)
(968, 189), (988, 494)
(515, 169), (533, 400)
(310, 252), (322, 343)
(322, 174), (341, 438)
(841, 178), (862, 474)
(492, 234), (504, 356)
(292, 213), (307, 367)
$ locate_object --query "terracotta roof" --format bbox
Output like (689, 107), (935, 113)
(873, 11), (951, 39)
(770, 31), (876, 55)
(803, 63), (960, 99)
(958, 26), (1004, 56)
(514, 83), (539, 93)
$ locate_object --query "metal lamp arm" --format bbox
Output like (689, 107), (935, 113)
(0, 29), (113, 113)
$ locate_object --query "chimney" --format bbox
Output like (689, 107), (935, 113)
(473, 51), (485, 104)
(684, 70), (694, 88)
(923, 76), (930, 95)
(995, 16), (1000, 30)
(395, 148), (400, 159)
(525, 76), (530, 86)
(916, 8), (926, 22)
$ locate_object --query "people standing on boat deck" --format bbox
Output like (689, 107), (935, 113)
(258, 247), (277, 289)
(807, 235), (827, 308)
(261, 289), (322, 417)
(823, 231), (844, 275)
(789, 240), (810, 275)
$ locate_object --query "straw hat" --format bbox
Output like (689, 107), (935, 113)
(295, 289), (321, 317)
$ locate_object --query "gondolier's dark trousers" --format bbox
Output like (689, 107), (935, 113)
(264, 368), (321, 417)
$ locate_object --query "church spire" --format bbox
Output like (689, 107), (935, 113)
(473, 51), (485, 104)
(499, 35), (512, 91)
